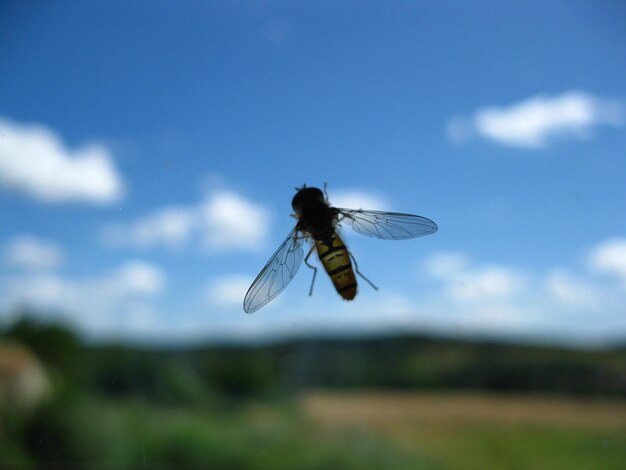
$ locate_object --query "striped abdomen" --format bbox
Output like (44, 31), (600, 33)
(315, 231), (357, 300)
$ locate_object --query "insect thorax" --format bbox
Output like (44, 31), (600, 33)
(292, 187), (336, 239)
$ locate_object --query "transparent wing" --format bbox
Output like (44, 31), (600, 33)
(243, 226), (304, 313)
(336, 208), (438, 240)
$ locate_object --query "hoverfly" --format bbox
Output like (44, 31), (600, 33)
(243, 185), (437, 313)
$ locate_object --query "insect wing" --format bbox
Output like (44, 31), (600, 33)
(336, 208), (438, 240)
(243, 226), (304, 313)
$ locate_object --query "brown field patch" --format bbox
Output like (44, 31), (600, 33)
(300, 391), (626, 429)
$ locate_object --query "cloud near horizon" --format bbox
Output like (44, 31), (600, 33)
(447, 91), (623, 148)
(0, 116), (124, 204)
(422, 238), (626, 336)
(3, 235), (65, 271)
(192, 236), (626, 345)
(588, 237), (626, 286)
(205, 274), (253, 307)
(423, 251), (527, 303)
(1, 259), (165, 334)
(2, 236), (624, 343)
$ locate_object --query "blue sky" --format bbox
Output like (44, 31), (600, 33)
(1, 1), (625, 344)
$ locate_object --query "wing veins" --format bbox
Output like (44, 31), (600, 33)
(336, 208), (438, 240)
(243, 226), (304, 313)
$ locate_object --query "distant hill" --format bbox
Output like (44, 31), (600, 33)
(2, 317), (625, 400)
(184, 335), (626, 397)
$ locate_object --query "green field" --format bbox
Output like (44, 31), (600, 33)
(3, 391), (624, 469)
(1, 318), (625, 468)
(301, 391), (626, 469)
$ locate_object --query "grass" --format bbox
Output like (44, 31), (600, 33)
(2, 396), (430, 469)
(301, 391), (626, 470)
(3, 391), (624, 468)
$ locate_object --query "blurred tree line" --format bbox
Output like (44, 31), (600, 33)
(2, 314), (624, 401)
(0, 313), (624, 467)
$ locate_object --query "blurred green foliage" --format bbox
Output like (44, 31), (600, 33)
(0, 314), (624, 468)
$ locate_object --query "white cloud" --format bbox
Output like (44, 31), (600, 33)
(415, 239), (626, 343)
(102, 189), (271, 252)
(412, 252), (539, 337)
(545, 269), (600, 311)
(448, 265), (526, 302)
(0, 116), (124, 204)
(205, 274), (253, 306)
(422, 251), (471, 280)
(1, 260), (165, 334)
(4, 274), (67, 312)
(200, 191), (270, 251)
(103, 206), (196, 249)
(329, 189), (389, 211)
(423, 251), (526, 302)
(447, 91), (623, 148)
(114, 261), (165, 295)
(4, 235), (64, 270)
(588, 237), (626, 285)
(4, 234), (625, 344)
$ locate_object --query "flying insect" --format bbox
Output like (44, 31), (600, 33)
(243, 185), (437, 313)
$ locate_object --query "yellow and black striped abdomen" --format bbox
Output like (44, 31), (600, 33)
(315, 231), (357, 300)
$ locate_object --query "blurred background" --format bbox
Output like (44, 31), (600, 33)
(1, 1), (625, 468)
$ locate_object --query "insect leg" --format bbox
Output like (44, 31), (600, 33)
(348, 252), (378, 291)
(304, 246), (317, 296)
